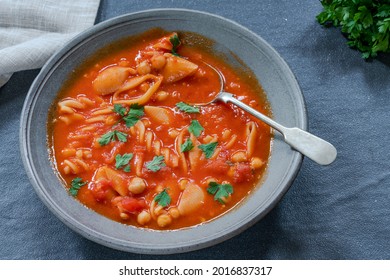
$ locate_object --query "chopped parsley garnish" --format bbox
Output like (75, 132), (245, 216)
(207, 182), (233, 204)
(146, 155), (166, 172)
(115, 153), (133, 172)
(113, 104), (127, 116)
(181, 138), (194, 152)
(176, 102), (200, 113)
(170, 34), (181, 56)
(154, 188), (171, 207)
(188, 120), (204, 137)
(198, 141), (218, 159)
(113, 103), (144, 128)
(98, 130), (128, 146)
(123, 104), (144, 127)
(69, 177), (87, 197)
(317, 1), (390, 58)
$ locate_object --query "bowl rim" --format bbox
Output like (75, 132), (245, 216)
(20, 8), (306, 254)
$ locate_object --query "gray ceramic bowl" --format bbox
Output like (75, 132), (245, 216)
(20, 9), (306, 254)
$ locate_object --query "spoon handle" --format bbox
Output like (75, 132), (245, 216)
(218, 92), (337, 165)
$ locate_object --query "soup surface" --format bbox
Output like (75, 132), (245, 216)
(49, 30), (272, 230)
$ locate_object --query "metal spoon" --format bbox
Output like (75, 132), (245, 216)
(194, 64), (337, 165)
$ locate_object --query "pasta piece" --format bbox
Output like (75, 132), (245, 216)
(133, 152), (144, 177)
(161, 54), (199, 83)
(177, 182), (205, 216)
(62, 159), (88, 175)
(224, 134), (237, 149)
(144, 106), (172, 125)
(93, 66), (136, 95)
(245, 122), (257, 158)
(176, 127), (189, 173)
(58, 113), (84, 125)
(94, 166), (128, 196)
(152, 33), (177, 51)
(113, 74), (163, 105)
(188, 134), (202, 170)
(58, 96), (95, 114)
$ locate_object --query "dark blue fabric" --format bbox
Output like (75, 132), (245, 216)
(1, 0), (389, 260)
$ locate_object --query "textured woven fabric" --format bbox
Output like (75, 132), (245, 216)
(0, 0), (100, 87)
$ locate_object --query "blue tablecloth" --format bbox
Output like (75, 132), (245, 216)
(1, 0), (389, 260)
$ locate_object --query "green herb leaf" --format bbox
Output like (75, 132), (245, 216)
(170, 34), (181, 56)
(115, 153), (133, 170)
(176, 102), (200, 113)
(69, 177), (87, 197)
(115, 131), (128, 142)
(154, 188), (171, 207)
(317, 0), (390, 58)
(188, 120), (204, 137)
(123, 165), (131, 173)
(98, 131), (115, 146)
(198, 141), (218, 159)
(181, 138), (194, 152)
(146, 155), (166, 172)
(98, 130), (128, 146)
(113, 104), (127, 117)
(123, 104), (144, 128)
(207, 182), (233, 204)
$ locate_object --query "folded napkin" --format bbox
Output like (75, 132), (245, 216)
(0, 0), (100, 87)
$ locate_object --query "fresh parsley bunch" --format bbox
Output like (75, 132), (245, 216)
(317, 0), (390, 59)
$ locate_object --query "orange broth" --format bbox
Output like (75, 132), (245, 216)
(49, 30), (272, 230)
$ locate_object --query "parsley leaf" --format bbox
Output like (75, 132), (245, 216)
(198, 142), (218, 159)
(317, 1), (390, 58)
(207, 182), (233, 204)
(113, 104), (127, 117)
(154, 188), (171, 207)
(115, 131), (128, 142)
(188, 120), (204, 137)
(98, 131), (115, 146)
(170, 33), (181, 56)
(69, 177), (87, 197)
(181, 138), (194, 152)
(98, 130), (128, 146)
(123, 104), (144, 128)
(146, 155), (166, 172)
(115, 153), (133, 171)
(176, 102), (200, 113)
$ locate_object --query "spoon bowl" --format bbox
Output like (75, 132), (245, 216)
(194, 63), (337, 165)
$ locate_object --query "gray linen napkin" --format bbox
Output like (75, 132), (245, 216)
(0, 0), (100, 87)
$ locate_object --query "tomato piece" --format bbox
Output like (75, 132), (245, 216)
(233, 163), (253, 183)
(204, 159), (230, 174)
(121, 197), (147, 213)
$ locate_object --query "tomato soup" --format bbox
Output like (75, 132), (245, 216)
(48, 29), (272, 230)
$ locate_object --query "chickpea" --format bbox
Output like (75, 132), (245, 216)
(179, 179), (189, 190)
(169, 207), (180, 219)
(157, 214), (172, 227)
(128, 177), (147, 194)
(231, 151), (247, 163)
(137, 60), (151, 75)
(250, 157), (264, 169)
(150, 54), (166, 70)
(120, 212), (130, 220)
(137, 210), (151, 225)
